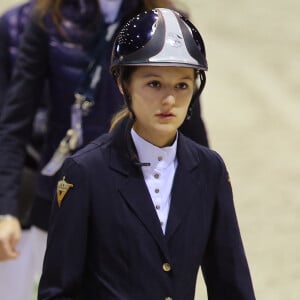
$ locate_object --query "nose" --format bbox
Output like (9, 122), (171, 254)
(161, 93), (175, 106)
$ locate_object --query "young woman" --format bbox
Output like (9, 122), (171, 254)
(38, 8), (255, 299)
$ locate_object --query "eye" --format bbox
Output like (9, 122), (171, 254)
(176, 82), (189, 90)
(148, 80), (161, 88)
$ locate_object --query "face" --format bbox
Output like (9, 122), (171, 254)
(121, 66), (195, 147)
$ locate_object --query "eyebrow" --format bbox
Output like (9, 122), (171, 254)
(139, 73), (194, 81)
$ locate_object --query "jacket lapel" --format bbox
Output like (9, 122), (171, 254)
(109, 119), (170, 259)
(118, 176), (170, 258)
(165, 134), (203, 241)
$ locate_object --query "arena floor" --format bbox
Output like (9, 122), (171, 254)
(1, 1), (300, 299)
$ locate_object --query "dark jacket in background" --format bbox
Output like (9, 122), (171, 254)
(0, 1), (48, 226)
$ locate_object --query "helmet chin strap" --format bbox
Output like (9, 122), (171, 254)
(186, 70), (206, 120)
(120, 80), (136, 120)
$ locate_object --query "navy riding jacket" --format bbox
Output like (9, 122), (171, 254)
(39, 118), (255, 300)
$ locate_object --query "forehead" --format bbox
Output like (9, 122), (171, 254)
(132, 66), (195, 79)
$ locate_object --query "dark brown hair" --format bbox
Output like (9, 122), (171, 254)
(33, 0), (180, 30)
(33, 0), (63, 29)
(110, 66), (138, 131)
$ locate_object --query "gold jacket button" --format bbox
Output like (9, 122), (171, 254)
(162, 263), (171, 272)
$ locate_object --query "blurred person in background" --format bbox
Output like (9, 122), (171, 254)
(0, 0), (209, 299)
(39, 8), (255, 299)
(0, 1), (48, 300)
(0, 0), (49, 232)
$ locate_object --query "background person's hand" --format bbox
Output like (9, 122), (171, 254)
(0, 216), (21, 261)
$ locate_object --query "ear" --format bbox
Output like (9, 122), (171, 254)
(116, 79), (124, 95)
(117, 80), (131, 98)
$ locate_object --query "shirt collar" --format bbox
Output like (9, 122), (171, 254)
(131, 128), (178, 170)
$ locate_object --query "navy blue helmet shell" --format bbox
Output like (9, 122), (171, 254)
(110, 8), (208, 72)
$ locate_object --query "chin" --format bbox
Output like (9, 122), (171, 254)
(155, 124), (177, 137)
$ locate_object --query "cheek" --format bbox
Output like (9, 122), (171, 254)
(131, 88), (154, 109)
(131, 94), (149, 115)
(180, 95), (193, 109)
(133, 99), (154, 116)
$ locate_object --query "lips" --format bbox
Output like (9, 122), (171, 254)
(156, 112), (175, 120)
(157, 112), (175, 117)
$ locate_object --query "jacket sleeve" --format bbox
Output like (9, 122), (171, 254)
(0, 15), (10, 111)
(201, 156), (256, 300)
(0, 17), (48, 215)
(38, 158), (89, 299)
(179, 97), (209, 147)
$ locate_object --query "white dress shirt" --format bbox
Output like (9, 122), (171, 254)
(131, 129), (178, 234)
